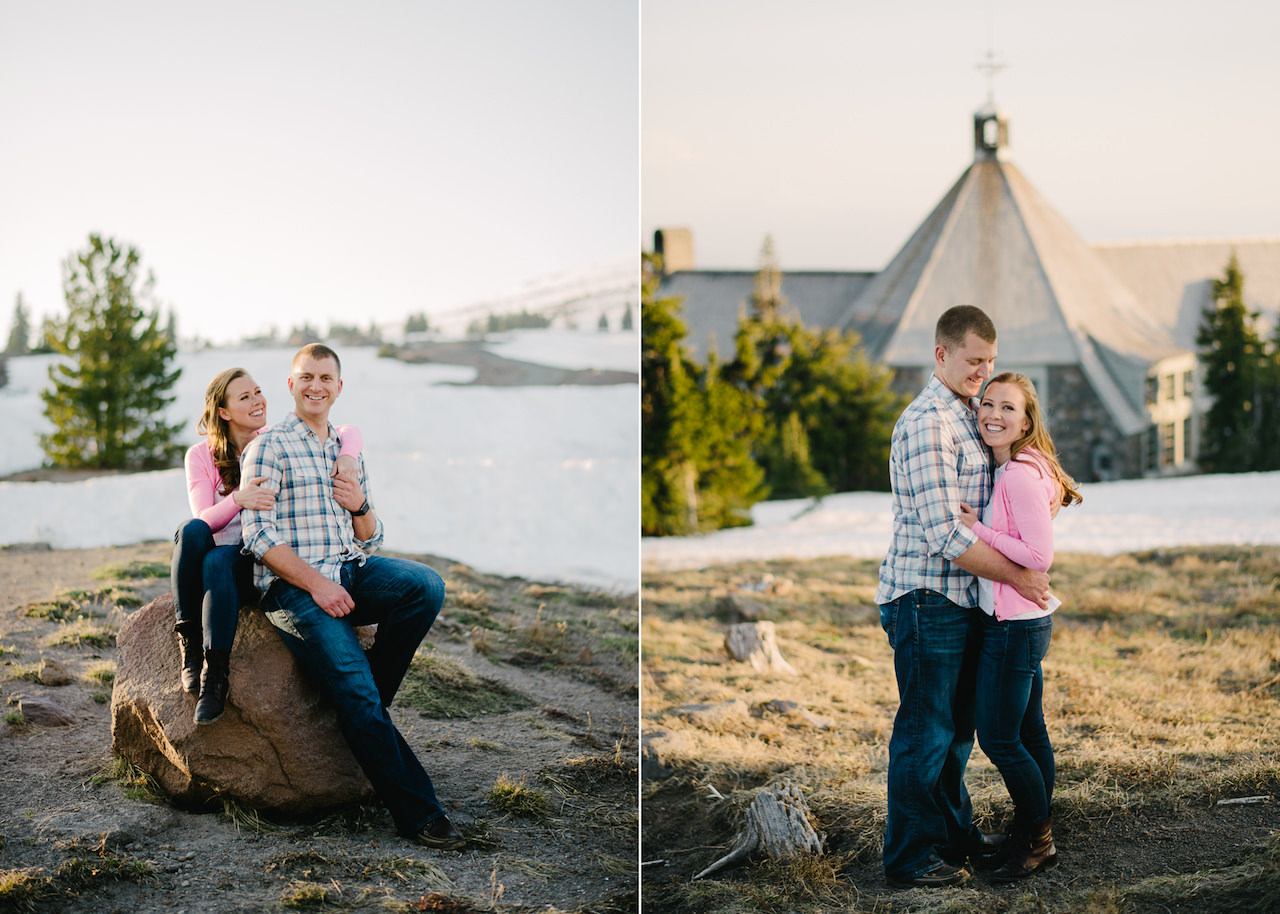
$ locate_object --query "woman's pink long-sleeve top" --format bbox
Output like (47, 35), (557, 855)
(186, 425), (362, 546)
(970, 446), (1060, 621)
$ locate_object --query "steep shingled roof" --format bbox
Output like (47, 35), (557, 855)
(1094, 237), (1280, 348)
(838, 108), (1186, 434)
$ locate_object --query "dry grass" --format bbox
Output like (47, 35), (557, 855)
(641, 546), (1280, 913)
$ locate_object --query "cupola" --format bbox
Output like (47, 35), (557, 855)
(973, 103), (1010, 161)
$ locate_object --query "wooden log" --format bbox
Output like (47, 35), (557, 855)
(724, 621), (796, 675)
(695, 779), (821, 879)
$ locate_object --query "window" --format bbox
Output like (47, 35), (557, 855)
(1161, 423), (1175, 466)
(1182, 370), (1194, 398)
(1145, 375), (1158, 406)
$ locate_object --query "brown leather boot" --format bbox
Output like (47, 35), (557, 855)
(174, 621), (202, 695)
(989, 815), (1057, 882)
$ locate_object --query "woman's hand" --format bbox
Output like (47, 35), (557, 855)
(958, 502), (978, 529)
(234, 476), (276, 510)
(333, 454), (359, 482)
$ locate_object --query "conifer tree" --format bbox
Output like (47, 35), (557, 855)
(1196, 254), (1264, 471)
(41, 235), (183, 469)
(6, 293), (31, 354)
(641, 253), (764, 535)
(725, 237), (902, 497)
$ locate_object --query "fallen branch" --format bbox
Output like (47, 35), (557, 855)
(695, 779), (821, 879)
(1215, 795), (1273, 806)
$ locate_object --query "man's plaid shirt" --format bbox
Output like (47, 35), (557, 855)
(241, 413), (384, 595)
(875, 374), (991, 608)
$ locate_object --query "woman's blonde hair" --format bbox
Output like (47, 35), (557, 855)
(985, 371), (1082, 508)
(197, 367), (250, 496)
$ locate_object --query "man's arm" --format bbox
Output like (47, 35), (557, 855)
(258, 544), (355, 617)
(951, 538), (1051, 607)
(331, 455), (382, 546)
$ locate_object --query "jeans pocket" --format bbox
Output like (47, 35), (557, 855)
(880, 603), (898, 649)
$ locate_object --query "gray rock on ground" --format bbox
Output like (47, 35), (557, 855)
(17, 694), (77, 727)
(111, 592), (374, 812)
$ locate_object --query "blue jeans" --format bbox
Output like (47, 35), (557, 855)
(975, 612), (1055, 823)
(171, 518), (256, 652)
(879, 590), (984, 879)
(262, 554), (447, 835)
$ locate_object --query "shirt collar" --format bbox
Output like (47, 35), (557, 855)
(927, 374), (978, 419)
(282, 411), (335, 441)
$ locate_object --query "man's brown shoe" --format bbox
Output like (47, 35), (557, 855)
(410, 816), (465, 850)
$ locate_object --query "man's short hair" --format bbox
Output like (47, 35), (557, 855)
(293, 343), (342, 377)
(935, 305), (996, 349)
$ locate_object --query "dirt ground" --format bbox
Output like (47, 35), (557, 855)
(641, 776), (1280, 913)
(0, 541), (638, 914)
(639, 551), (1280, 913)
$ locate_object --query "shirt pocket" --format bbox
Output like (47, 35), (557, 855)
(281, 464), (328, 497)
(955, 439), (989, 500)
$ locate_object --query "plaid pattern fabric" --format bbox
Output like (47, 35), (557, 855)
(876, 374), (990, 608)
(241, 413), (383, 594)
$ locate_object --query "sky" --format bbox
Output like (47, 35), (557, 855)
(0, 330), (640, 591)
(0, 0), (638, 344)
(642, 0), (1280, 273)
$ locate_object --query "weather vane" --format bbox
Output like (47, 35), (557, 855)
(976, 48), (1007, 105)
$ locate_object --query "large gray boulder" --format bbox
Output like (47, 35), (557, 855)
(111, 592), (374, 812)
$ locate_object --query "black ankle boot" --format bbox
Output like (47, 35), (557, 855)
(174, 622), (203, 695)
(194, 650), (230, 725)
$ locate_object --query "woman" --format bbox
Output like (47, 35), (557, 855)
(958, 372), (1081, 881)
(172, 367), (361, 725)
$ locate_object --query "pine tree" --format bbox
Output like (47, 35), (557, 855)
(6, 293), (31, 354)
(641, 253), (764, 535)
(724, 237), (902, 497)
(620, 302), (634, 331)
(40, 235), (184, 469)
(1196, 253), (1265, 472)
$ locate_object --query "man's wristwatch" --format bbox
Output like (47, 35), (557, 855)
(352, 499), (371, 517)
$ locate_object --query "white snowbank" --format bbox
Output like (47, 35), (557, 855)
(1, 330), (639, 592)
(642, 471), (1280, 572)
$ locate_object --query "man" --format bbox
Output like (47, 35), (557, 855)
(876, 305), (1050, 888)
(240, 343), (463, 850)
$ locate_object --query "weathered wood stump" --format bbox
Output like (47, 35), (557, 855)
(695, 779), (822, 879)
(724, 621), (796, 675)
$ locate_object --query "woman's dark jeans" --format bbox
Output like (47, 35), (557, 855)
(975, 612), (1055, 823)
(171, 518), (255, 652)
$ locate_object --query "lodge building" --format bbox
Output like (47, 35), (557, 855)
(656, 105), (1280, 482)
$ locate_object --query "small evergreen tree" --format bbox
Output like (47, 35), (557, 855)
(598, 312), (610, 332)
(642, 252), (764, 535)
(6, 293), (31, 354)
(404, 312), (430, 334)
(724, 237), (902, 497)
(1196, 253), (1265, 472)
(41, 234), (183, 469)
(620, 302), (634, 331)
